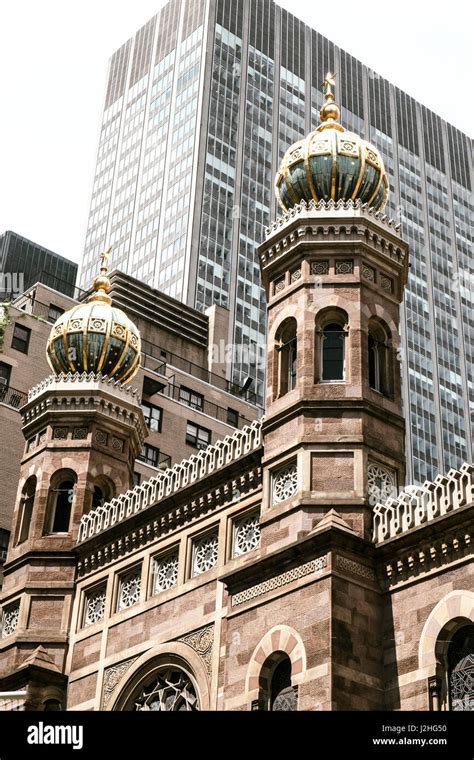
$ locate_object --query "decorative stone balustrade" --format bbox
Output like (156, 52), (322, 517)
(28, 373), (141, 403)
(78, 418), (263, 543)
(265, 198), (401, 239)
(373, 463), (473, 544)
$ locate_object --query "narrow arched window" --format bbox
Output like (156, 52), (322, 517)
(92, 486), (105, 509)
(322, 323), (345, 381)
(448, 625), (474, 711)
(50, 479), (75, 533)
(368, 322), (390, 395)
(270, 656), (297, 711)
(16, 476), (36, 545)
(275, 319), (297, 397)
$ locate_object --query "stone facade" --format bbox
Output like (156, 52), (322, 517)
(0, 202), (472, 712)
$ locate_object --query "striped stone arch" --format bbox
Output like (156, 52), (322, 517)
(246, 625), (307, 696)
(418, 590), (474, 671)
(361, 302), (398, 341)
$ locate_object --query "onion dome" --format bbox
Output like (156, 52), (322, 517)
(276, 73), (388, 212)
(46, 249), (141, 384)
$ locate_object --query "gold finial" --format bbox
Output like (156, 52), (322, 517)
(99, 245), (112, 274)
(322, 72), (336, 101)
(90, 245), (113, 303)
(319, 71), (341, 127)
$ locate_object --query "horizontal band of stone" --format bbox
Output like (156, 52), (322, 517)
(265, 198), (401, 239)
(232, 556), (328, 607)
(78, 418), (263, 543)
(373, 462), (473, 543)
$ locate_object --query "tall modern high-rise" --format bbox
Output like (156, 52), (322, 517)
(79, 0), (473, 485)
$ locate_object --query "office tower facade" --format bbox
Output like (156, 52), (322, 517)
(0, 231), (78, 300)
(79, 0), (473, 485)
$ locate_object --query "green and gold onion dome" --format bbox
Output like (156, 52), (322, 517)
(46, 250), (141, 384)
(275, 73), (389, 212)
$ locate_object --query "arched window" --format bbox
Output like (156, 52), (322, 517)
(275, 319), (297, 397)
(368, 321), (390, 395)
(448, 625), (474, 711)
(16, 476), (36, 545)
(46, 473), (76, 534)
(270, 656), (297, 711)
(321, 323), (345, 381)
(92, 487), (105, 509)
(258, 652), (298, 711)
(124, 667), (199, 711)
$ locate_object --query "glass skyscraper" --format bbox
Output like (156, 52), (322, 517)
(79, 0), (473, 485)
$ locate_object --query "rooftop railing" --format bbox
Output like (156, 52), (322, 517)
(0, 384), (28, 409)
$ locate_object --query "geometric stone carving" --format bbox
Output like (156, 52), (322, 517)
(192, 533), (218, 576)
(95, 429), (108, 446)
(133, 669), (199, 711)
(380, 275), (393, 292)
(367, 462), (396, 506)
(1, 602), (20, 638)
(117, 569), (141, 611)
(274, 278), (285, 294)
(73, 427), (88, 440)
(232, 556), (328, 607)
(84, 585), (107, 626)
(336, 554), (375, 581)
(362, 263), (376, 282)
(310, 261), (329, 275)
(111, 436), (124, 452)
(53, 427), (68, 440)
(232, 512), (260, 556)
(153, 553), (179, 594)
(335, 260), (353, 274)
(102, 657), (138, 708)
(290, 268), (301, 283)
(272, 462), (298, 504)
(178, 625), (214, 677)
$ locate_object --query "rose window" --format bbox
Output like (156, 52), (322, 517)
(272, 463), (298, 504)
(133, 669), (199, 712)
(233, 513), (261, 556)
(153, 553), (179, 593)
(84, 586), (106, 626)
(367, 463), (396, 505)
(117, 570), (141, 611)
(192, 533), (218, 576)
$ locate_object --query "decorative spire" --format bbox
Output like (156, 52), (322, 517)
(90, 246), (113, 305)
(319, 71), (341, 128)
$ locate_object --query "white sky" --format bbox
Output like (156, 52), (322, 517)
(0, 0), (472, 267)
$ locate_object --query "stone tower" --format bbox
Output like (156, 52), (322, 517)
(258, 75), (409, 551)
(0, 260), (146, 709)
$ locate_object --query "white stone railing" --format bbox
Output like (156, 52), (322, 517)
(265, 198), (401, 238)
(28, 373), (140, 402)
(373, 463), (473, 544)
(77, 418), (263, 543)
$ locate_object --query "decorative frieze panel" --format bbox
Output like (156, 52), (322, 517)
(53, 427), (68, 440)
(362, 263), (376, 282)
(310, 260), (329, 275)
(336, 555), (375, 581)
(231, 556), (328, 607)
(102, 657), (138, 708)
(290, 268), (301, 283)
(380, 275), (393, 292)
(177, 625), (214, 677)
(335, 260), (354, 275)
(380, 528), (472, 589)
